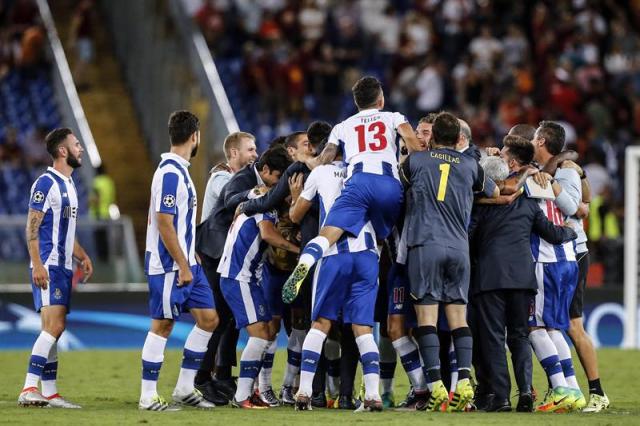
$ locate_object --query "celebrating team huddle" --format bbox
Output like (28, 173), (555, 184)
(18, 77), (610, 414)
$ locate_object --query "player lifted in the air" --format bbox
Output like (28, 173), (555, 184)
(282, 76), (421, 304)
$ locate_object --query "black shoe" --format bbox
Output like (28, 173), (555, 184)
(311, 392), (327, 408)
(516, 393), (533, 412)
(486, 398), (511, 412)
(212, 377), (236, 400)
(195, 380), (229, 406)
(474, 393), (495, 411)
(337, 395), (356, 410)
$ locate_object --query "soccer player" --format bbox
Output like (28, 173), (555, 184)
(139, 111), (219, 411)
(217, 191), (300, 409)
(415, 113), (436, 151)
(528, 121), (586, 412)
(18, 128), (93, 408)
(288, 149), (382, 412)
(401, 112), (498, 412)
(282, 76), (421, 303)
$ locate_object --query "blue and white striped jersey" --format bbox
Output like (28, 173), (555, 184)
(28, 167), (79, 270)
(327, 109), (407, 181)
(217, 211), (277, 283)
(300, 161), (377, 257)
(145, 153), (198, 275)
(530, 199), (576, 263)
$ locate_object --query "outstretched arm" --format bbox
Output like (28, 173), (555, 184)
(259, 220), (300, 254)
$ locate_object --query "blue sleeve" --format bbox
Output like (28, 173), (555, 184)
(158, 172), (179, 215)
(472, 161), (488, 194)
(480, 177), (496, 197)
(29, 176), (54, 211)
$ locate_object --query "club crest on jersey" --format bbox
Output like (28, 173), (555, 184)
(163, 194), (176, 208)
(54, 288), (63, 300)
(32, 191), (45, 203)
(258, 304), (266, 316)
(172, 305), (180, 317)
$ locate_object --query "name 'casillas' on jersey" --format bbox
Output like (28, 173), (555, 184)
(401, 147), (486, 250)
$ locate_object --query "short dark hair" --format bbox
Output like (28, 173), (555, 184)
(168, 110), (199, 145)
(508, 123), (536, 142)
(537, 121), (565, 155)
(307, 120), (332, 148)
(284, 131), (307, 149)
(352, 76), (382, 109)
(256, 145), (292, 175)
(432, 112), (460, 147)
(418, 113), (438, 125)
(503, 135), (534, 165)
(268, 136), (286, 148)
(45, 128), (73, 158)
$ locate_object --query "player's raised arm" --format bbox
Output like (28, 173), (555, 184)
(26, 208), (48, 289)
(289, 172), (313, 224)
(397, 122), (422, 154)
(157, 212), (192, 286)
(305, 141), (337, 170)
(73, 240), (93, 282)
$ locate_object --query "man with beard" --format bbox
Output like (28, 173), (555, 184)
(138, 111), (220, 411)
(19, 128), (94, 408)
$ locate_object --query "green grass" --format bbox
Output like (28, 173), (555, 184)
(0, 349), (638, 425)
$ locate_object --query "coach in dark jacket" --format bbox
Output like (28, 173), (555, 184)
(468, 137), (578, 412)
(194, 145), (291, 397)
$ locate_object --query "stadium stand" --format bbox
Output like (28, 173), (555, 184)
(0, 0), (88, 261)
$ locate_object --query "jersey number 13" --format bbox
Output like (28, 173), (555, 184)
(355, 122), (388, 152)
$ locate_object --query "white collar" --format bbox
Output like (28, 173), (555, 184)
(161, 152), (190, 168)
(254, 164), (265, 186)
(355, 108), (380, 116)
(47, 167), (73, 182)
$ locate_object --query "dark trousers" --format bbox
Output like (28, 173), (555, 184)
(474, 289), (534, 401)
(199, 252), (239, 371)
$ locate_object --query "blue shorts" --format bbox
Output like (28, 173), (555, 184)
(32, 266), (73, 313)
(220, 277), (271, 329)
(324, 172), (403, 240)
(312, 251), (379, 327)
(147, 264), (215, 320)
(387, 262), (417, 328)
(529, 261), (579, 330)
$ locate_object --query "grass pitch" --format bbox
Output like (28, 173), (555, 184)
(0, 348), (638, 425)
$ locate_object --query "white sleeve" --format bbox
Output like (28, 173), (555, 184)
(392, 112), (408, 129)
(300, 170), (319, 201)
(327, 124), (340, 146)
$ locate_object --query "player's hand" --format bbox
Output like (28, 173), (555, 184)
(32, 264), (49, 289)
(177, 264), (193, 287)
(485, 147), (500, 156)
(576, 202), (589, 219)
(80, 256), (93, 283)
(234, 203), (244, 220)
(533, 171), (552, 188)
(288, 173), (304, 201)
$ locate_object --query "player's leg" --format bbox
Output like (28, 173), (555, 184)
(219, 277), (272, 408)
(324, 333), (341, 405)
(443, 303), (474, 412)
(171, 265), (219, 408)
(296, 255), (345, 409)
(257, 316), (281, 406)
(297, 318), (332, 410)
(283, 178), (371, 303)
(505, 290), (535, 412)
(528, 262), (574, 412)
(281, 308), (306, 404)
(545, 261), (585, 410)
(21, 266), (79, 408)
(338, 324), (359, 409)
(567, 252), (608, 412)
(139, 317), (174, 411)
(347, 251), (385, 411)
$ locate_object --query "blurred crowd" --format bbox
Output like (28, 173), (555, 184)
(191, 0), (630, 284)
